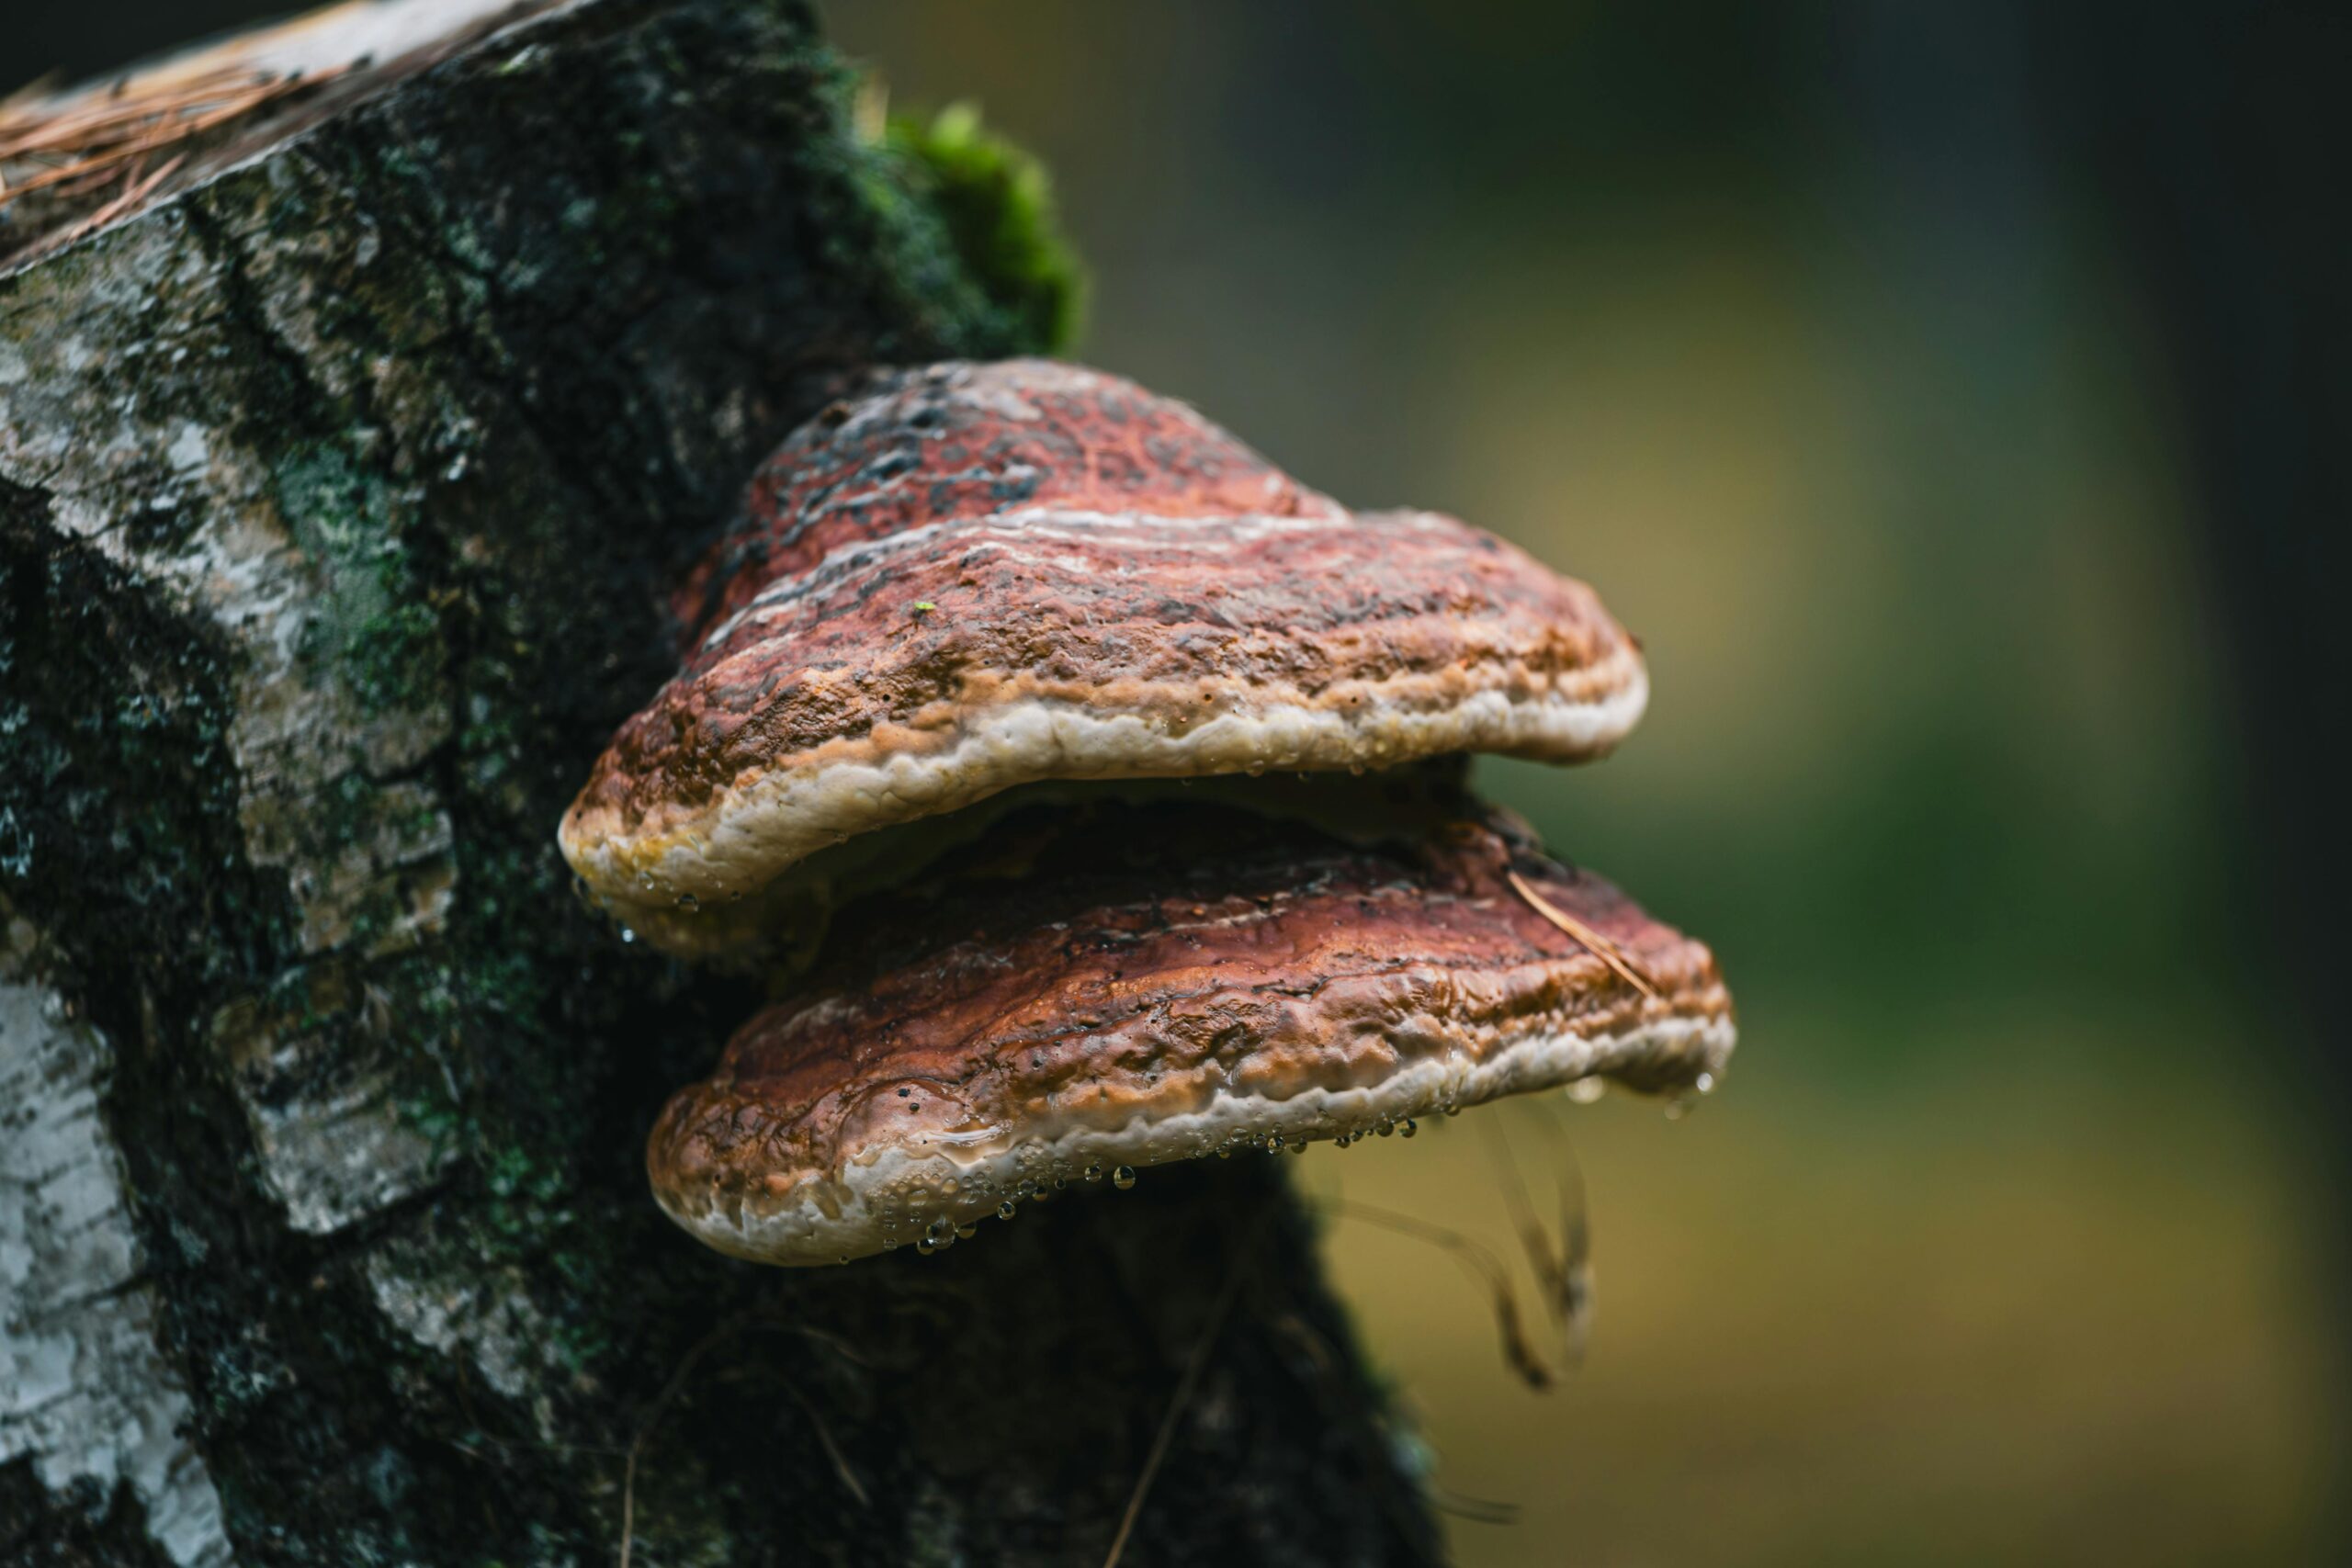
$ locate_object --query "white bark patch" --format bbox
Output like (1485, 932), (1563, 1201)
(364, 1218), (568, 1436)
(209, 968), (455, 1236)
(1, 951), (233, 1567)
(0, 216), (458, 971)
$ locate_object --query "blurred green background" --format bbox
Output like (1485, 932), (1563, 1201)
(12, 2), (2341, 1562)
(822, 3), (2342, 1563)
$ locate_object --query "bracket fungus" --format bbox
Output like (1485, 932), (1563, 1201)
(559, 356), (1735, 1267)
(560, 358), (1648, 960)
(646, 797), (1732, 1265)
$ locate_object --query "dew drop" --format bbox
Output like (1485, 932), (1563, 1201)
(1566, 1079), (1607, 1105)
(955, 1224), (978, 1241)
(1695, 1072), (1716, 1094)
(1083, 1163), (1104, 1182)
(1111, 1166), (1136, 1190)
(1398, 1118), (1418, 1138)
(675, 892), (700, 913)
(997, 1201), (1018, 1221)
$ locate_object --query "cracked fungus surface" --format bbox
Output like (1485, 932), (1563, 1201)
(647, 797), (1733, 1264)
(561, 359), (1646, 951)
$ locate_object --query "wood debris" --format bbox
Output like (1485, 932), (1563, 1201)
(0, 59), (348, 249)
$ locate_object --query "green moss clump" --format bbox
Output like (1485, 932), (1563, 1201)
(799, 65), (1048, 361)
(887, 100), (1086, 355)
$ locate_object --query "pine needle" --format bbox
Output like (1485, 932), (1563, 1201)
(1506, 870), (1657, 999)
(1102, 1225), (1262, 1568)
(0, 61), (347, 222)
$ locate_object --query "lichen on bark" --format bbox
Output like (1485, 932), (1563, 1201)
(1, 2), (1438, 1563)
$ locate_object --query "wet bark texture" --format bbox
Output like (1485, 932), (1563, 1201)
(0, 2), (1441, 1562)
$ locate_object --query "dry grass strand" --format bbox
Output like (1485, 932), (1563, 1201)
(1323, 1198), (1555, 1392)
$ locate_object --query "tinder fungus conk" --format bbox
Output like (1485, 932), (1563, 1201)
(560, 359), (1649, 959)
(646, 798), (1733, 1265)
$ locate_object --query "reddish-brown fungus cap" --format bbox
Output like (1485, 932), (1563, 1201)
(646, 798), (1733, 1265)
(560, 360), (1647, 957)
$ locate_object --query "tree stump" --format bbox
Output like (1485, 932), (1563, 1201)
(0, 2), (1440, 1562)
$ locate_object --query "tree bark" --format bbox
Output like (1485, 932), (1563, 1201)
(0, 3), (1441, 1563)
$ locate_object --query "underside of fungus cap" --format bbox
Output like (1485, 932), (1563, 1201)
(645, 796), (1734, 1266)
(561, 359), (1649, 956)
